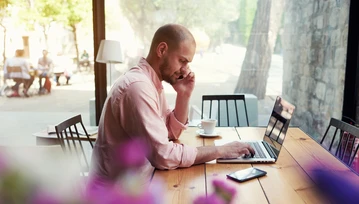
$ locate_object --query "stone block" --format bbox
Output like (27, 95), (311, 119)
(334, 48), (346, 66)
(329, 9), (339, 28)
(311, 98), (320, 112)
(314, 67), (322, 80)
(315, 82), (326, 100)
(324, 87), (335, 105)
(299, 76), (308, 91)
(316, 15), (324, 29)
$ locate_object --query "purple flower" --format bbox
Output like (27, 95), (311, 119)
(84, 175), (162, 204)
(193, 193), (226, 204)
(115, 138), (149, 168)
(312, 168), (359, 204)
(194, 180), (237, 204)
(212, 179), (237, 203)
(30, 190), (63, 204)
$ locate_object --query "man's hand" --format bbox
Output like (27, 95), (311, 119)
(172, 67), (195, 98)
(218, 141), (255, 159)
(194, 141), (255, 165)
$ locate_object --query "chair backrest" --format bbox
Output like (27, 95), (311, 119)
(55, 114), (93, 176)
(201, 94), (249, 127)
(320, 118), (359, 167)
(6, 66), (23, 79)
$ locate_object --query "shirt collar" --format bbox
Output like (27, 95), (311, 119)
(137, 57), (163, 91)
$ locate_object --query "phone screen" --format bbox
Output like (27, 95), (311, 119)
(226, 167), (267, 182)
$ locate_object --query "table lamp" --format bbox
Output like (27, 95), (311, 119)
(96, 39), (123, 87)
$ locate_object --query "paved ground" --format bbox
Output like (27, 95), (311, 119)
(0, 47), (282, 146)
(0, 72), (95, 146)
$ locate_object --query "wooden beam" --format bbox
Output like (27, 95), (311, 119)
(92, 0), (107, 125)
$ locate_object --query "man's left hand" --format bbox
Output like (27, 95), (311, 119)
(172, 67), (195, 97)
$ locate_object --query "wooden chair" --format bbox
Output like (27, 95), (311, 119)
(320, 118), (359, 167)
(55, 114), (94, 176)
(201, 94), (249, 127)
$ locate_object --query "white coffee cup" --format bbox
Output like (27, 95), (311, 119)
(198, 119), (217, 134)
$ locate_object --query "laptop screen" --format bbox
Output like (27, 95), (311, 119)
(262, 96), (295, 158)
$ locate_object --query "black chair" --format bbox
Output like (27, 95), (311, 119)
(320, 118), (359, 167)
(265, 110), (288, 144)
(201, 94), (249, 127)
(55, 114), (94, 176)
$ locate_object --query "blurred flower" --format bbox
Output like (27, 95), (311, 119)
(115, 138), (149, 168)
(193, 193), (226, 204)
(312, 168), (359, 204)
(212, 179), (237, 203)
(30, 190), (63, 204)
(194, 179), (237, 204)
(0, 138), (160, 204)
(84, 175), (163, 204)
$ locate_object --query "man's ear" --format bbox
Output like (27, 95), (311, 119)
(157, 42), (168, 57)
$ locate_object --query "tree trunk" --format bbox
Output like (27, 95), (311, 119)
(1, 24), (6, 64)
(42, 25), (49, 50)
(234, 0), (284, 99)
(71, 24), (80, 69)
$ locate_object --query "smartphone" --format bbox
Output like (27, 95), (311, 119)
(226, 167), (267, 182)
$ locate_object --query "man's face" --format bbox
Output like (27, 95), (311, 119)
(43, 50), (48, 57)
(159, 40), (196, 85)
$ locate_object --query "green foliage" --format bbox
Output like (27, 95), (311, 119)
(120, 0), (239, 50)
(228, 0), (257, 46)
(62, 0), (91, 29)
(237, 0), (257, 46)
(0, 0), (11, 23)
(30, 0), (62, 25)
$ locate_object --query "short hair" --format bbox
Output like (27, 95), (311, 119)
(15, 49), (25, 57)
(149, 24), (195, 53)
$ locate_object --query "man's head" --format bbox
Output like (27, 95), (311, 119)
(147, 24), (196, 85)
(42, 50), (48, 57)
(15, 49), (25, 57)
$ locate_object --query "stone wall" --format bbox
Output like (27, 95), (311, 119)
(282, 0), (350, 140)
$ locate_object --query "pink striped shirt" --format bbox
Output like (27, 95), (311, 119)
(91, 58), (198, 180)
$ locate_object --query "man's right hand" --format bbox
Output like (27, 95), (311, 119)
(218, 141), (255, 159)
(194, 141), (255, 165)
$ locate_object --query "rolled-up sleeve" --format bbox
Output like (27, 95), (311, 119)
(115, 81), (197, 169)
(166, 110), (188, 140)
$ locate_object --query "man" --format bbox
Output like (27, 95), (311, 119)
(37, 50), (53, 93)
(3, 49), (34, 97)
(90, 24), (254, 182)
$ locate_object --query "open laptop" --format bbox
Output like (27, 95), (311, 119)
(215, 96), (295, 163)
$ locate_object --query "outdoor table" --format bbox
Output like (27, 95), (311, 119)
(150, 127), (359, 203)
(33, 127), (97, 145)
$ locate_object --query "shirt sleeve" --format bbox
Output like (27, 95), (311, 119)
(166, 110), (188, 140)
(113, 81), (197, 170)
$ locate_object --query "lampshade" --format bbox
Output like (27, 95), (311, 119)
(96, 39), (123, 63)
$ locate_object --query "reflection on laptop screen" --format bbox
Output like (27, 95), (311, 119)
(263, 96), (295, 158)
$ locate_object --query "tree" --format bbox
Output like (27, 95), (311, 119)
(18, 0), (63, 50)
(0, 0), (11, 64)
(119, 0), (239, 52)
(234, 0), (284, 99)
(62, 0), (91, 69)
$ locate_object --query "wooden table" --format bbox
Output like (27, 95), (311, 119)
(33, 128), (97, 145)
(151, 127), (359, 203)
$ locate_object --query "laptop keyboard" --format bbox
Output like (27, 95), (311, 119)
(246, 142), (266, 158)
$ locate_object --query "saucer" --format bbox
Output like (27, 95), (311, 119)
(196, 129), (220, 137)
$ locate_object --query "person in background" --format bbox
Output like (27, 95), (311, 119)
(90, 24), (255, 184)
(37, 50), (53, 94)
(53, 52), (72, 86)
(3, 49), (34, 97)
(79, 50), (90, 69)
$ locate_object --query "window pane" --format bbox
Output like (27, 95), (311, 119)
(106, 0), (350, 140)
